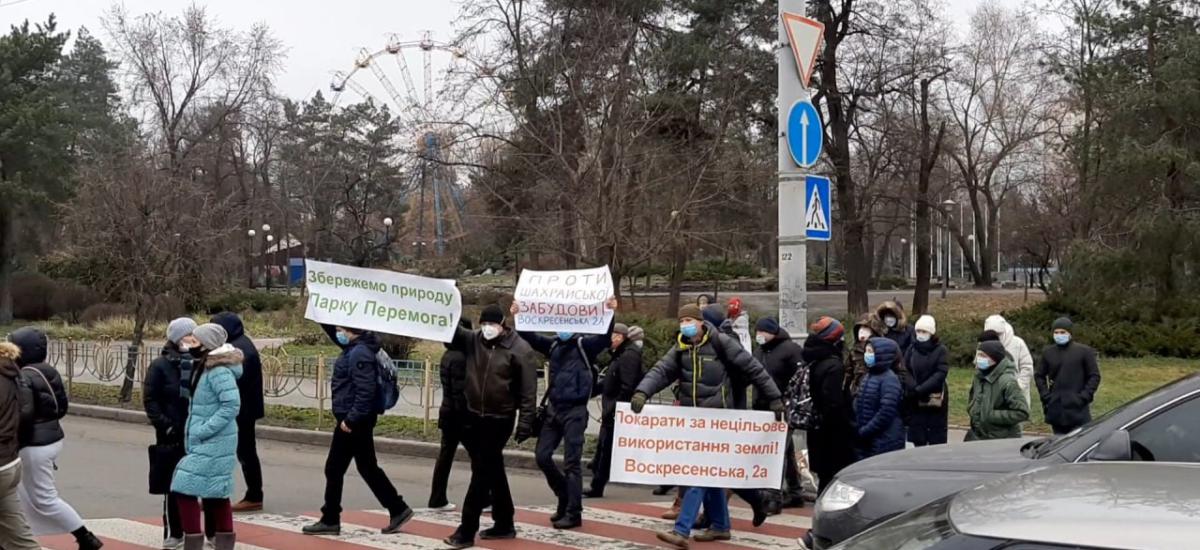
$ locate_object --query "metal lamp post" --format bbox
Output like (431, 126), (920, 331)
(247, 229), (257, 288)
(262, 224), (273, 291)
(900, 238), (908, 279)
(941, 199), (955, 299)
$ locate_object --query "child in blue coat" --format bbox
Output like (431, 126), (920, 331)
(171, 324), (242, 550)
(854, 338), (905, 460)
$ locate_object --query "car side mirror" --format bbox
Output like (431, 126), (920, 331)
(1091, 430), (1133, 461)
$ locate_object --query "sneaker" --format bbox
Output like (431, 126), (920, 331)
(442, 532), (474, 549)
(480, 526), (517, 540)
(656, 530), (690, 549)
(162, 537), (184, 550)
(429, 502), (458, 512)
(231, 500), (263, 513)
(693, 530), (732, 542)
(302, 520), (341, 536)
(382, 507), (415, 534)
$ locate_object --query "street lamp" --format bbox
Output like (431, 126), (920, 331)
(246, 229), (257, 288)
(900, 238), (908, 279)
(966, 234), (976, 282)
(941, 199), (956, 299)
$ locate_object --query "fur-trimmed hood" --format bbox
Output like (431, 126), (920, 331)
(872, 301), (909, 332)
(204, 344), (245, 375)
(0, 342), (20, 362)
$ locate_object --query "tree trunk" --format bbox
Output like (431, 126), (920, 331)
(119, 301), (147, 403)
(667, 241), (687, 317)
(913, 78), (945, 316)
(0, 204), (13, 325)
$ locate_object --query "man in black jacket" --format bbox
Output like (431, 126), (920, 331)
(1036, 317), (1102, 435)
(0, 341), (37, 550)
(211, 312), (265, 512)
(429, 320), (472, 511)
(586, 323), (644, 499)
(753, 317), (806, 508)
(144, 317), (198, 546)
(513, 297), (617, 530)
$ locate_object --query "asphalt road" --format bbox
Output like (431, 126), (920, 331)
(53, 416), (647, 518)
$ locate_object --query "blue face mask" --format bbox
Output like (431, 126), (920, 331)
(1054, 333), (1071, 346)
(336, 332), (350, 346)
(976, 357), (992, 370)
(864, 352), (876, 367)
(680, 323), (699, 339)
(557, 332), (574, 341)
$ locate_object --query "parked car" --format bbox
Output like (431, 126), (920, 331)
(811, 371), (1200, 548)
(829, 462), (1200, 550)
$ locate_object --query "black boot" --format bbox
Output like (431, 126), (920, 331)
(302, 519), (341, 536)
(550, 498), (567, 523)
(382, 506), (414, 534)
(553, 515), (582, 530)
(73, 526), (104, 550)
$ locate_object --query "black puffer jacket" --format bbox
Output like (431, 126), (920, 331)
(636, 323), (781, 409)
(601, 341), (643, 415)
(211, 313), (264, 421)
(9, 328), (68, 447)
(803, 337), (855, 487)
(438, 345), (469, 421)
(753, 329), (804, 411)
(324, 325), (384, 427)
(144, 343), (195, 443)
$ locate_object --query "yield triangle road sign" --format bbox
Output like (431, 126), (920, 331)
(782, 12), (825, 89)
(805, 175), (832, 241)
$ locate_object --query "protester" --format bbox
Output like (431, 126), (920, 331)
(753, 316), (805, 508)
(513, 297), (616, 530)
(441, 305), (539, 549)
(144, 318), (200, 549)
(303, 324), (412, 537)
(855, 338), (904, 460)
(170, 324), (241, 550)
(209, 313), (265, 512)
(983, 315), (1034, 407)
(8, 328), (103, 550)
(587, 324), (644, 499)
(803, 318), (854, 495)
(0, 341), (39, 550)
(727, 298), (752, 350)
(966, 341), (1030, 441)
(1035, 318), (1101, 435)
(873, 301), (915, 355)
(429, 320), (473, 512)
(846, 315), (878, 397)
(696, 294), (714, 307)
(905, 316), (949, 447)
(630, 304), (784, 549)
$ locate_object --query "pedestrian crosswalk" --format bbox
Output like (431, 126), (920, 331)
(38, 501), (810, 549)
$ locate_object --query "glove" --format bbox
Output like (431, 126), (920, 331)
(514, 425), (533, 444)
(630, 392), (648, 414)
(769, 399), (786, 423)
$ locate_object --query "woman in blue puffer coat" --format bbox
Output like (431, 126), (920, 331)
(854, 338), (905, 460)
(171, 324), (242, 550)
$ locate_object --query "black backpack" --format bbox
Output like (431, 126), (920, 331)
(785, 361), (818, 430)
(15, 372), (35, 448)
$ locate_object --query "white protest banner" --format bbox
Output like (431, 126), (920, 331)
(303, 259), (462, 343)
(610, 403), (787, 489)
(514, 266), (614, 334)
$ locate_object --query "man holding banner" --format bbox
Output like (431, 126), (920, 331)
(511, 295), (617, 531)
(629, 304), (785, 549)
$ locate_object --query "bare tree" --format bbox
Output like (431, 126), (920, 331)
(103, 4), (282, 176)
(944, 3), (1054, 286)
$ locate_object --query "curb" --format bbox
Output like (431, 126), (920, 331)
(69, 404), (546, 471)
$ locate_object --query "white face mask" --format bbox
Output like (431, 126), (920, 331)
(481, 325), (502, 341)
(916, 333), (931, 343)
(755, 334), (767, 346)
(634, 340), (643, 349)
(884, 316), (898, 328)
(858, 328), (873, 342)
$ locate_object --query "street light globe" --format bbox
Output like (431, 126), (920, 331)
(383, 217), (393, 227)
(266, 235), (275, 242)
(968, 235), (976, 241)
(900, 238), (908, 244)
(262, 224), (272, 232)
(247, 229), (256, 237)
(942, 199), (956, 207)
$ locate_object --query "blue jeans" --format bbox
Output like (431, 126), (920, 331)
(674, 487), (730, 536)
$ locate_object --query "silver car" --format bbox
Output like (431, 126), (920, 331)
(832, 462), (1200, 550)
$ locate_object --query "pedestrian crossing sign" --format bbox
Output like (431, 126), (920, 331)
(805, 175), (832, 241)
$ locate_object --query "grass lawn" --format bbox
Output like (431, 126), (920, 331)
(67, 382), (593, 455)
(947, 357), (1200, 433)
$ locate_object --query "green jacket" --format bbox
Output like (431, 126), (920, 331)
(966, 359), (1029, 441)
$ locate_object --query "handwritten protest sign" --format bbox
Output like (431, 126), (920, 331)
(304, 260), (462, 342)
(514, 266), (614, 334)
(610, 403), (788, 489)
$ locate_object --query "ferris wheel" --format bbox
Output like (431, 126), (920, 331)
(328, 31), (495, 259)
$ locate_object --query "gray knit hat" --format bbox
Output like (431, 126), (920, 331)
(192, 323), (228, 351)
(613, 323), (629, 336)
(626, 326), (645, 342)
(166, 318), (197, 345)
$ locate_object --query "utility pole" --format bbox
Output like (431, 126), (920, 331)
(777, 0), (812, 335)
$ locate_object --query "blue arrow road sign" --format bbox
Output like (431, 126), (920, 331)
(787, 99), (823, 168)
(805, 175), (832, 241)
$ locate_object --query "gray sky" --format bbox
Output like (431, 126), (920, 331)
(1, 0), (1028, 103)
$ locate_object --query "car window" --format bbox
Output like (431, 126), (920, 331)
(1127, 396), (1200, 462)
(1004, 544), (1110, 550)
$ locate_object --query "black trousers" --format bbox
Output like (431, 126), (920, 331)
(429, 416), (464, 508)
(237, 416), (264, 502)
(320, 417), (408, 523)
(163, 492), (183, 539)
(589, 409), (616, 494)
(458, 413), (516, 537)
(535, 404), (588, 520)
